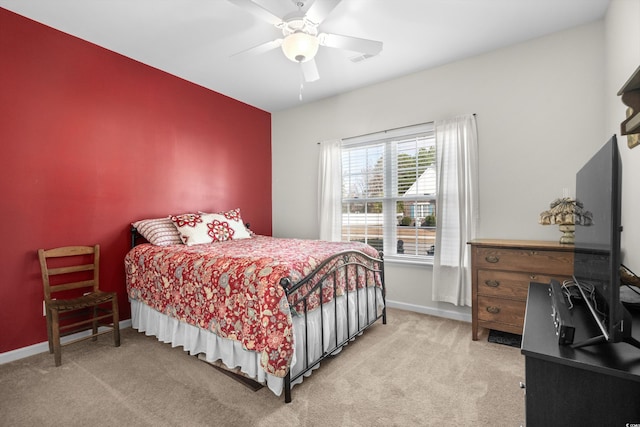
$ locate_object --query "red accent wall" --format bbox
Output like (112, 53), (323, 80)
(0, 8), (272, 353)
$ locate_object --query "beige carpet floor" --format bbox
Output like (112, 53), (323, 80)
(0, 308), (525, 426)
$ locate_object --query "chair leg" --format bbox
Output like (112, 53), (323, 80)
(112, 298), (120, 347)
(45, 306), (54, 354)
(51, 309), (62, 367)
(92, 306), (98, 341)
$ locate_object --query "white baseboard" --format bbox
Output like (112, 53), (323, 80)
(0, 319), (132, 365)
(386, 299), (472, 323)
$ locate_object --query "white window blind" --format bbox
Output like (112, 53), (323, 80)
(341, 123), (436, 260)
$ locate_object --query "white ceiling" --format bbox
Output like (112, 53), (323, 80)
(0, 0), (610, 112)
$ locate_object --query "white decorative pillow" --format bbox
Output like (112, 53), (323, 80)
(215, 208), (252, 240)
(132, 217), (183, 246)
(171, 209), (251, 245)
(199, 208), (254, 237)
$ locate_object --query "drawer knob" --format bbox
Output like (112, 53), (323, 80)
(485, 280), (500, 288)
(485, 255), (500, 263)
(486, 306), (500, 314)
(530, 274), (538, 280)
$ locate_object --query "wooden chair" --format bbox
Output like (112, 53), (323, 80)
(38, 244), (120, 366)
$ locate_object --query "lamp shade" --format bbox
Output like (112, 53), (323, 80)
(281, 32), (319, 63)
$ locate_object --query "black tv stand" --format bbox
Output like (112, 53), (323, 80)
(521, 282), (640, 426)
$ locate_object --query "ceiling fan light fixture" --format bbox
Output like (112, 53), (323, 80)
(281, 31), (319, 63)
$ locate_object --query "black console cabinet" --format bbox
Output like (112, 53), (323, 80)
(521, 282), (640, 426)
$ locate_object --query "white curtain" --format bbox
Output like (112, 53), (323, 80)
(432, 115), (479, 306)
(318, 139), (342, 241)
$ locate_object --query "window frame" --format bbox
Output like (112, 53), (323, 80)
(340, 123), (436, 264)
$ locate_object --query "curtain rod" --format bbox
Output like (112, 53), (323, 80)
(316, 114), (476, 145)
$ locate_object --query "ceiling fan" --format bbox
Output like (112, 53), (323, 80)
(229, 0), (383, 82)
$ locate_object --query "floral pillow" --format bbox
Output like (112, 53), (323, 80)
(171, 209), (251, 245)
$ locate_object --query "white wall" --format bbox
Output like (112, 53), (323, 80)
(605, 0), (640, 273)
(272, 20), (607, 319)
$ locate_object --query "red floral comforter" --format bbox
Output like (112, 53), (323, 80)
(124, 236), (381, 377)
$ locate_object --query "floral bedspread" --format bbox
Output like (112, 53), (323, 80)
(124, 236), (381, 377)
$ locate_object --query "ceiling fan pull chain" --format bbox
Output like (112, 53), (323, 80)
(299, 66), (304, 101)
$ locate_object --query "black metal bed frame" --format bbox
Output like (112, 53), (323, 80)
(279, 249), (386, 402)
(129, 227), (386, 403)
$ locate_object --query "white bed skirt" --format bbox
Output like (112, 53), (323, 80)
(130, 286), (384, 397)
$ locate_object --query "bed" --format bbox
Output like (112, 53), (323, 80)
(124, 214), (386, 403)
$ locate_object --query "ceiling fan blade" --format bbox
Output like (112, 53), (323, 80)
(305, 0), (342, 25)
(228, 0), (283, 26)
(301, 59), (320, 82)
(319, 33), (383, 57)
(231, 39), (283, 58)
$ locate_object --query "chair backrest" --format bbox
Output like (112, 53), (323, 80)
(38, 245), (100, 301)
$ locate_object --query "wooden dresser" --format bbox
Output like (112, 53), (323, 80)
(469, 239), (574, 340)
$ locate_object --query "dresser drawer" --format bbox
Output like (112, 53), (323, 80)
(477, 295), (525, 327)
(477, 270), (561, 300)
(474, 247), (573, 276)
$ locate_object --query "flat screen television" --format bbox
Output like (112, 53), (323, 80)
(572, 135), (640, 349)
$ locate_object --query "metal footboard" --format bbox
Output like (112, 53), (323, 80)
(279, 250), (386, 403)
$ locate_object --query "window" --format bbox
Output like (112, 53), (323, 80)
(341, 123), (436, 261)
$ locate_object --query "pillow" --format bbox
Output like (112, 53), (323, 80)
(199, 208), (254, 237)
(132, 217), (183, 246)
(171, 209), (251, 245)
(211, 208), (252, 239)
